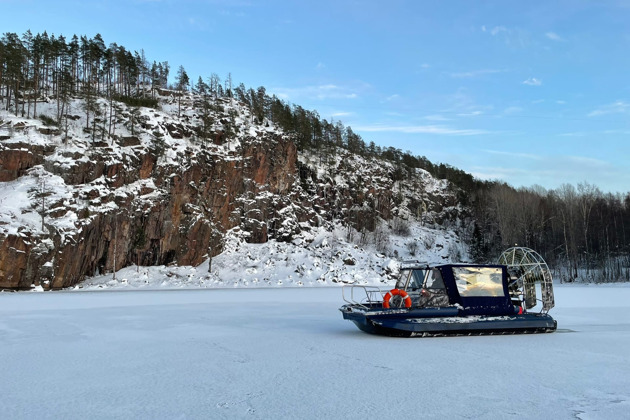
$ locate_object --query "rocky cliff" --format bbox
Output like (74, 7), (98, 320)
(0, 93), (466, 290)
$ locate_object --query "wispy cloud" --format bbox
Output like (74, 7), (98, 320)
(482, 25), (531, 48)
(331, 111), (353, 117)
(471, 166), (528, 182)
(545, 31), (563, 42)
(559, 132), (588, 137)
(457, 110), (484, 117)
(562, 129), (630, 137)
(603, 129), (630, 135)
(588, 101), (630, 117)
(484, 150), (543, 160)
(445, 88), (494, 117)
(449, 69), (504, 78)
(354, 124), (488, 136)
(522, 77), (542, 86)
(490, 26), (508, 36)
(471, 154), (620, 191)
(503, 106), (523, 114)
(187, 17), (209, 30)
(385, 94), (400, 101)
(271, 84), (359, 101)
(567, 155), (611, 168)
(423, 114), (450, 121)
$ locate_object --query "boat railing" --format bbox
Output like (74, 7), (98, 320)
(342, 285), (384, 309)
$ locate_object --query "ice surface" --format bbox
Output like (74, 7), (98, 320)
(1, 284), (629, 419)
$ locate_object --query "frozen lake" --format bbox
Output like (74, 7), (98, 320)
(1, 284), (629, 419)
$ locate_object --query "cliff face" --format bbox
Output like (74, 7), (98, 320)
(0, 94), (465, 290)
(0, 133), (298, 289)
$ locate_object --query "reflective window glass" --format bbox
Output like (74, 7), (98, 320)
(453, 267), (504, 297)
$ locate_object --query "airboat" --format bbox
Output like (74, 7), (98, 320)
(340, 247), (557, 337)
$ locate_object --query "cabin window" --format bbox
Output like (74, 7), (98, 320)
(397, 269), (426, 290)
(409, 270), (425, 290)
(453, 267), (505, 297)
(425, 268), (445, 290)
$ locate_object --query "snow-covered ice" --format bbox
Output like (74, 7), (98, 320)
(1, 284), (629, 419)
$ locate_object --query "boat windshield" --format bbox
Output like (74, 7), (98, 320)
(409, 269), (425, 290)
(453, 267), (505, 297)
(397, 269), (426, 290)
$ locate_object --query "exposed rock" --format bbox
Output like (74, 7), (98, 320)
(0, 96), (464, 290)
(38, 127), (61, 136)
(0, 143), (54, 181)
(121, 136), (140, 146)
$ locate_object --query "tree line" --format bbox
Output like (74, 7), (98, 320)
(0, 31), (170, 117)
(469, 181), (630, 282)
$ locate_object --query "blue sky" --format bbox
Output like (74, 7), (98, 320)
(3, 0), (630, 192)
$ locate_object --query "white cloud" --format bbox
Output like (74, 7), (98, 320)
(316, 62), (325, 70)
(559, 132), (588, 137)
(457, 110), (484, 117)
(603, 129), (630, 135)
(482, 25), (531, 48)
(491, 26), (508, 36)
(353, 124), (488, 136)
(187, 17), (209, 30)
(270, 84), (359, 101)
(449, 69), (504, 78)
(385, 94), (400, 101)
(503, 106), (523, 114)
(484, 149), (543, 160)
(588, 101), (630, 117)
(470, 154), (621, 191)
(522, 77), (542, 86)
(545, 32), (563, 41)
(567, 155), (610, 168)
(423, 114), (450, 121)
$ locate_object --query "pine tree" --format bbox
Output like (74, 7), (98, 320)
(150, 61), (159, 98)
(175, 65), (189, 117)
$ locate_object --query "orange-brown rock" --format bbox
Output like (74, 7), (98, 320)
(0, 132), (303, 289)
(0, 142), (54, 181)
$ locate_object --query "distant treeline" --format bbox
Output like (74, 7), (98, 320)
(2, 30), (629, 282)
(470, 182), (630, 282)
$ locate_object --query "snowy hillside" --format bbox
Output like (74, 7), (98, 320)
(1, 88), (468, 290)
(79, 223), (464, 290)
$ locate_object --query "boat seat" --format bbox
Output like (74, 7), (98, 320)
(410, 288), (450, 308)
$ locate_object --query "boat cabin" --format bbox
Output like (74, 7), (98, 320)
(396, 263), (517, 316)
